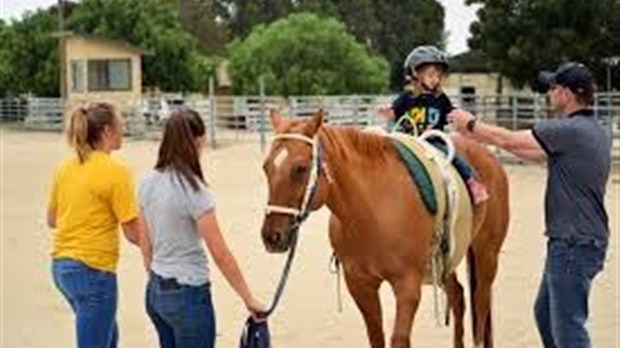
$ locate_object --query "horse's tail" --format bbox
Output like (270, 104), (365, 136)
(466, 247), (483, 346)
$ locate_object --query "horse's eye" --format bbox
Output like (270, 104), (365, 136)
(291, 164), (308, 180)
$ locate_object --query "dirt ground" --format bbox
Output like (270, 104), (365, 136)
(1, 129), (618, 347)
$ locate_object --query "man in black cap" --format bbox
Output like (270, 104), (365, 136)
(449, 62), (611, 348)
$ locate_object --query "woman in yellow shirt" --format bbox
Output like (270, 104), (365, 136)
(47, 102), (141, 348)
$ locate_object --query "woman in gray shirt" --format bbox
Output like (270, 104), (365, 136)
(138, 109), (262, 348)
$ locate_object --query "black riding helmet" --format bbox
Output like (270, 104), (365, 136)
(403, 45), (449, 78)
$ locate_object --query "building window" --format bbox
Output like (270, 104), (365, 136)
(71, 60), (86, 93)
(87, 59), (132, 91)
(460, 86), (477, 112)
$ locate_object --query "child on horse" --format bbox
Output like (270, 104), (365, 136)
(377, 45), (488, 204)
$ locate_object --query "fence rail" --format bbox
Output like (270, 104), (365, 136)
(2, 93), (619, 163)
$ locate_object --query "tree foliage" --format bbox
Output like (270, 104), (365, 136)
(178, 0), (229, 55)
(299, 0), (446, 89)
(0, 9), (61, 96)
(1, 0), (449, 96)
(216, 0), (445, 89)
(467, 0), (620, 90)
(227, 13), (389, 95)
(0, 0), (215, 96)
(68, 0), (209, 92)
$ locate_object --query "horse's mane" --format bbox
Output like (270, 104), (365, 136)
(319, 126), (395, 165)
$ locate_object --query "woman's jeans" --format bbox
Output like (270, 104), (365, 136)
(534, 238), (607, 348)
(52, 258), (118, 348)
(146, 272), (216, 348)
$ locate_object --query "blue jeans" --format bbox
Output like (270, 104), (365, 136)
(52, 258), (118, 348)
(534, 238), (607, 348)
(146, 272), (216, 348)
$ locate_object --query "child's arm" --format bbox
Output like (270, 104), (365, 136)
(437, 93), (454, 130)
(376, 104), (395, 120)
(378, 92), (410, 121)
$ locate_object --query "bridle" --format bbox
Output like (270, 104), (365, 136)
(264, 132), (324, 230)
(259, 132), (325, 318)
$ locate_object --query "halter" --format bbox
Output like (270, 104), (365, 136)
(257, 132), (324, 320)
(265, 133), (323, 226)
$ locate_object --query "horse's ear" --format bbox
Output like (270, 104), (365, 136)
(305, 109), (324, 135)
(268, 105), (283, 130)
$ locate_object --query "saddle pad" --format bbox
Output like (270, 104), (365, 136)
(391, 139), (438, 215)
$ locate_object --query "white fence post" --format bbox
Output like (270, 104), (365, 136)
(208, 76), (217, 148)
(259, 76), (266, 150)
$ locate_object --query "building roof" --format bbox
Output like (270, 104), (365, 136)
(449, 50), (492, 73)
(64, 33), (145, 55)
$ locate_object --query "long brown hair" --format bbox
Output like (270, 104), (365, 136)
(155, 109), (206, 191)
(66, 102), (118, 163)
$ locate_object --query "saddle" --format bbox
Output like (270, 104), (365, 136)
(389, 131), (475, 282)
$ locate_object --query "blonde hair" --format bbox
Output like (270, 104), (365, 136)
(66, 102), (118, 163)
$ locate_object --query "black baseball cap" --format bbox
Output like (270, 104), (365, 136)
(537, 62), (594, 94)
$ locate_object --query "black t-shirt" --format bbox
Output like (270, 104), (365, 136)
(391, 91), (454, 134)
(532, 109), (611, 247)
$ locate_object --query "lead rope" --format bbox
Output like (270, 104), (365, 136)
(263, 227), (300, 317)
(329, 252), (343, 313)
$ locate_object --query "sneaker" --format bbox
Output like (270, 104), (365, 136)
(467, 178), (489, 205)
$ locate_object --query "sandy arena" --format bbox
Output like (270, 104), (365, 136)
(1, 129), (618, 347)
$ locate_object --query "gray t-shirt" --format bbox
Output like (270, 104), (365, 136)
(139, 169), (215, 286)
(532, 109), (611, 247)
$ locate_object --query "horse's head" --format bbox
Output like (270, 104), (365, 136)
(260, 108), (329, 253)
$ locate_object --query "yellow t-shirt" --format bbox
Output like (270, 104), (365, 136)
(49, 151), (138, 273)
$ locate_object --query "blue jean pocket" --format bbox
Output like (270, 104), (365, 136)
(547, 239), (606, 279)
(52, 258), (118, 323)
(53, 259), (92, 305)
(148, 277), (187, 318)
(573, 244), (606, 279)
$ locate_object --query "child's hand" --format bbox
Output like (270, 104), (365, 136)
(376, 104), (394, 120)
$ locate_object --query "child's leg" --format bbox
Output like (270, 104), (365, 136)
(451, 154), (473, 180)
(451, 155), (488, 204)
(426, 138), (488, 204)
(426, 137), (472, 178)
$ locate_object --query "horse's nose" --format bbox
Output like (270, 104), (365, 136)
(267, 231), (283, 246)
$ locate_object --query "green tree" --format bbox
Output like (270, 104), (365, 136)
(68, 0), (203, 92)
(216, 0), (446, 89)
(1, 0), (215, 96)
(0, 9), (61, 96)
(215, 0), (296, 39)
(178, 0), (229, 55)
(0, 20), (10, 96)
(227, 13), (389, 95)
(467, 0), (620, 90)
(297, 0), (446, 89)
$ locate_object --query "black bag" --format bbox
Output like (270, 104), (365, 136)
(239, 317), (271, 348)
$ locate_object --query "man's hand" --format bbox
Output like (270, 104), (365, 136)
(448, 108), (475, 133)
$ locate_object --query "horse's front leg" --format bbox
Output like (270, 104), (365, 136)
(389, 274), (423, 348)
(343, 268), (385, 348)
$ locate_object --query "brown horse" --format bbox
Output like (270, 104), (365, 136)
(260, 109), (509, 348)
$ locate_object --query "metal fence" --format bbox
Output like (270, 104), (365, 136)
(1, 92), (619, 163)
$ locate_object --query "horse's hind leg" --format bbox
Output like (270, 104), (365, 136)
(468, 245), (499, 348)
(444, 272), (465, 348)
(343, 269), (385, 348)
(389, 274), (423, 348)
(484, 306), (493, 347)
